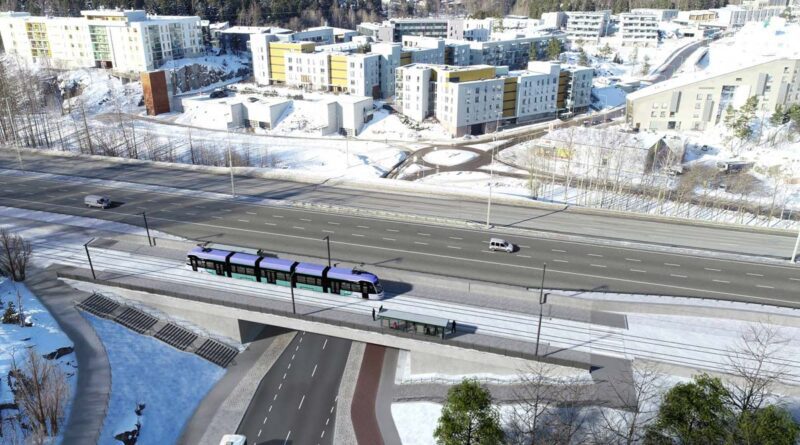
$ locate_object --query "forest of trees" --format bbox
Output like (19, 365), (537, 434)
(0, 0), (384, 30)
(0, 0), (730, 30)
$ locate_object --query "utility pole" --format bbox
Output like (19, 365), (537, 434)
(227, 139), (236, 198)
(485, 147), (495, 229)
(323, 236), (331, 267)
(141, 212), (153, 246)
(792, 224), (800, 263)
(84, 239), (96, 280)
(534, 263), (548, 358)
(290, 271), (296, 314)
(5, 98), (22, 171)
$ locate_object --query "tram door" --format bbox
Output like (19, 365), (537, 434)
(330, 281), (341, 295)
(214, 262), (226, 276)
(360, 282), (369, 299)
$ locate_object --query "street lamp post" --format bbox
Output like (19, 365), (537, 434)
(226, 139), (236, 198)
(534, 263), (548, 358)
(84, 239), (96, 280)
(791, 224), (800, 263)
(323, 235), (331, 267)
(290, 271), (296, 315)
(485, 147), (495, 229)
(141, 211), (153, 246)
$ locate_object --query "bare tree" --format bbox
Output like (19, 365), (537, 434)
(725, 322), (790, 416)
(9, 347), (70, 441)
(508, 362), (554, 444)
(594, 362), (664, 444)
(0, 229), (32, 282)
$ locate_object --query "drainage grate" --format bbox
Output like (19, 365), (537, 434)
(77, 293), (120, 318)
(114, 308), (158, 334)
(195, 339), (238, 368)
(154, 323), (198, 351)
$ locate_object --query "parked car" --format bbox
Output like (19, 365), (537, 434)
(84, 195), (111, 209)
(219, 434), (247, 445)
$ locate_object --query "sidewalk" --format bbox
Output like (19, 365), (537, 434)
(25, 265), (111, 444)
(352, 344), (387, 445)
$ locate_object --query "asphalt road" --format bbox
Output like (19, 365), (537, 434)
(1, 170), (799, 307)
(0, 150), (796, 259)
(237, 332), (351, 445)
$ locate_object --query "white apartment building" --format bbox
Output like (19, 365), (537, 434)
(626, 57), (800, 131)
(515, 61), (561, 122)
(565, 10), (611, 43)
(630, 8), (679, 22)
(619, 12), (659, 47)
(0, 13), (94, 69)
(396, 61), (586, 136)
(562, 64), (594, 112)
(0, 9), (202, 72)
(711, 5), (784, 28)
(541, 12), (567, 29)
(345, 53), (381, 97)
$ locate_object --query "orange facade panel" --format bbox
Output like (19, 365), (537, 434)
(141, 71), (170, 116)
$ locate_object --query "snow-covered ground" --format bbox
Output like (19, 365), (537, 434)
(423, 149), (479, 166)
(0, 278), (77, 441)
(86, 313), (224, 444)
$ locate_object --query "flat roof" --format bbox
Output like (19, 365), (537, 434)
(379, 309), (449, 327)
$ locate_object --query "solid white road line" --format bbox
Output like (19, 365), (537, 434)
(322, 229), (334, 233)
(298, 395), (305, 410)
(312, 364), (318, 377)
(382, 237), (396, 241)
(553, 259), (569, 263)
(713, 279), (730, 284)
(630, 269), (646, 273)
(625, 258), (641, 262)
(300, 218), (312, 222)
(323, 339), (328, 349)
(670, 274), (687, 278)
(705, 268), (721, 272)
(590, 264), (607, 268)
(757, 285), (774, 289)
(516, 254), (531, 258)
(449, 236), (463, 240)
(414, 241), (428, 245)
(292, 226), (305, 230)
(664, 263), (680, 267)
(247, 211), (257, 215)
(284, 430), (291, 445)
(357, 225), (370, 229)
(328, 221), (340, 225)
(238, 219), (249, 223)
(386, 228), (399, 232)
(273, 215), (284, 218)
(264, 222), (276, 226)
(447, 246), (461, 249)
(352, 233), (364, 237)
(587, 253), (603, 257)
(418, 233), (430, 236)
(552, 249), (566, 253)
(746, 273), (764, 277)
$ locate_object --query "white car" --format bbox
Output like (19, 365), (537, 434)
(489, 238), (515, 253)
(219, 434), (247, 445)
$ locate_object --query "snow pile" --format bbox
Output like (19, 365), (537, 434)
(0, 278), (77, 439)
(59, 69), (142, 114)
(423, 149), (479, 166)
(87, 313), (225, 445)
(358, 108), (453, 141)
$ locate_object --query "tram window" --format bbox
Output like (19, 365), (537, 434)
(232, 265), (254, 275)
(203, 260), (217, 269)
(273, 271), (290, 282)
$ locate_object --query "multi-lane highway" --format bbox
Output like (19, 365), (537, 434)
(0, 151), (795, 258)
(1, 165), (799, 307)
(237, 332), (351, 445)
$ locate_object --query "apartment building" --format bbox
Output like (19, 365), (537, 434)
(357, 18), (465, 42)
(280, 26), (357, 45)
(0, 13), (94, 69)
(565, 10), (611, 43)
(396, 61), (587, 136)
(541, 11), (567, 29)
(626, 57), (800, 131)
(251, 36), (381, 97)
(618, 12), (659, 47)
(630, 8), (679, 22)
(675, 10), (718, 25)
(559, 64), (594, 113)
(711, 5), (784, 28)
(0, 9), (203, 72)
(468, 33), (568, 70)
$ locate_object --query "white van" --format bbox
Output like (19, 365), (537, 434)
(84, 195), (111, 209)
(489, 238), (515, 253)
(219, 434), (247, 445)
